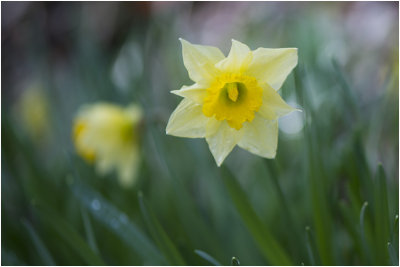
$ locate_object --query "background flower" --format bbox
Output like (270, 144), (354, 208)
(73, 103), (143, 187)
(14, 83), (51, 141)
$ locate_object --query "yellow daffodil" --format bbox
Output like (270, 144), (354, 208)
(166, 39), (298, 166)
(73, 103), (143, 187)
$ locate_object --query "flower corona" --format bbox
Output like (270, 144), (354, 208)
(202, 73), (263, 130)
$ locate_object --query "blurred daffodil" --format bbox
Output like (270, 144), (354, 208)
(73, 103), (143, 187)
(16, 85), (51, 141)
(166, 39), (298, 166)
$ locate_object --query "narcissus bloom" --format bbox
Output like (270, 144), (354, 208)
(73, 103), (142, 187)
(17, 84), (50, 140)
(166, 39), (298, 166)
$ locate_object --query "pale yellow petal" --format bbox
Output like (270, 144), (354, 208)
(180, 38), (225, 85)
(257, 105), (276, 121)
(125, 104), (143, 123)
(205, 117), (221, 137)
(238, 115), (278, 158)
(215, 39), (253, 73)
(171, 83), (207, 104)
(117, 145), (140, 187)
(166, 98), (209, 138)
(206, 121), (244, 166)
(258, 83), (296, 120)
(246, 47), (298, 90)
(96, 156), (115, 176)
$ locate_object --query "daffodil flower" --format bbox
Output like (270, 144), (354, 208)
(166, 39), (298, 166)
(17, 84), (50, 140)
(73, 103), (142, 187)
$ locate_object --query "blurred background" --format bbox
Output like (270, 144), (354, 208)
(2, 2), (399, 266)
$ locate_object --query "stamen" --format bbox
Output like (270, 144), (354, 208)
(226, 83), (239, 102)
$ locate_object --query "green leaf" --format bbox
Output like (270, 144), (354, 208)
(221, 166), (292, 265)
(388, 242), (399, 266)
(1, 248), (27, 266)
(359, 201), (371, 264)
(146, 125), (224, 256)
(35, 206), (105, 265)
(22, 220), (56, 265)
(231, 256), (240, 266)
(264, 160), (306, 259)
(304, 125), (334, 265)
(71, 181), (166, 265)
(359, 202), (368, 230)
(338, 200), (365, 263)
(293, 66), (306, 107)
(331, 58), (359, 119)
(373, 164), (390, 265)
(305, 226), (317, 266)
(194, 249), (222, 266)
(138, 192), (186, 265)
(392, 215), (399, 244)
(80, 207), (99, 255)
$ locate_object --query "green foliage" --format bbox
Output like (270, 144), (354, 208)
(22, 220), (55, 266)
(221, 166), (292, 265)
(2, 2), (398, 266)
(138, 192), (186, 265)
(71, 181), (166, 265)
(194, 250), (222, 266)
(231, 257), (240, 266)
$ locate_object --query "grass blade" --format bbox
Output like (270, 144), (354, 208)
(138, 192), (186, 265)
(392, 214), (399, 252)
(35, 206), (105, 265)
(221, 166), (292, 265)
(359, 202), (368, 234)
(264, 160), (306, 259)
(338, 200), (367, 264)
(388, 242), (399, 266)
(373, 164), (390, 265)
(392, 215), (399, 241)
(231, 256), (240, 266)
(22, 219), (56, 265)
(2, 249), (27, 266)
(305, 126), (334, 265)
(305, 226), (318, 266)
(331, 58), (359, 119)
(359, 201), (371, 264)
(81, 207), (99, 255)
(147, 125), (224, 256)
(194, 249), (222, 266)
(71, 181), (166, 265)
